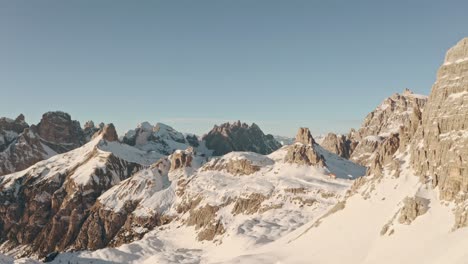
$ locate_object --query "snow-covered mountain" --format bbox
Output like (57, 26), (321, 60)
(0, 127), (365, 263)
(122, 122), (211, 158)
(205, 37), (468, 264)
(0, 112), (101, 177)
(0, 37), (467, 264)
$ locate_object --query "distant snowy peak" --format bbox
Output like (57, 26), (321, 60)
(122, 121), (208, 158)
(273, 135), (294, 146)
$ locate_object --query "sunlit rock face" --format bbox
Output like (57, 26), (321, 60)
(411, 38), (468, 201)
(349, 89), (427, 167)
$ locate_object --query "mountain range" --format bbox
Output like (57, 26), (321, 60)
(0, 37), (466, 264)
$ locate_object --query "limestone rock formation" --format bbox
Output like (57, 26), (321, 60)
(411, 38), (468, 201)
(37, 111), (85, 152)
(202, 121), (281, 156)
(295, 127), (315, 145)
(349, 89), (427, 166)
(102, 123), (118, 142)
(285, 128), (326, 167)
(320, 133), (353, 159)
(367, 133), (400, 177)
(0, 112), (91, 176)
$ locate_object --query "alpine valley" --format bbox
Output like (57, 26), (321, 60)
(0, 38), (467, 264)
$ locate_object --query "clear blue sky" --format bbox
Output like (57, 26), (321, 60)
(1, 0), (467, 137)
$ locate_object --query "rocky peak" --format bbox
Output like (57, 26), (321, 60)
(0, 112), (93, 176)
(102, 123), (119, 142)
(285, 128), (326, 167)
(295, 127), (315, 145)
(357, 88), (428, 140)
(0, 114), (29, 134)
(348, 89), (428, 167)
(37, 111), (85, 150)
(15, 114), (25, 123)
(203, 121), (281, 156)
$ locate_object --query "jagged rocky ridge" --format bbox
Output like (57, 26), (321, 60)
(320, 88), (428, 167)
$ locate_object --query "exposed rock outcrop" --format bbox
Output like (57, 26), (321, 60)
(0, 112), (92, 176)
(320, 133), (353, 159)
(349, 89), (427, 167)
(37, 111), (86, 152)
(202, 152), (273, 176)
(170, 148), (193, 171)
(284, 128), (326, 167)
(101, 123), (118, 142)
(398, 196), (429, 224)
(411, 38), (468, 201)
(202, 121), (281, 156)
(295, 127), (315, 145)
(367, 133), (400, 177)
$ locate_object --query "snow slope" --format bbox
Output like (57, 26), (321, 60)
(221, 151), (468, 264)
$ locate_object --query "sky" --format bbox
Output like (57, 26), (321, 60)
(1, 0), (468, 137)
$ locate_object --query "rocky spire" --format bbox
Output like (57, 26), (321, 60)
(102, 123), (118, 142)
(295, 127), (315, 145)
(15, 114), (25, 123)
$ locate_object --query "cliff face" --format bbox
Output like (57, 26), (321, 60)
(411, 38), (468, 201)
